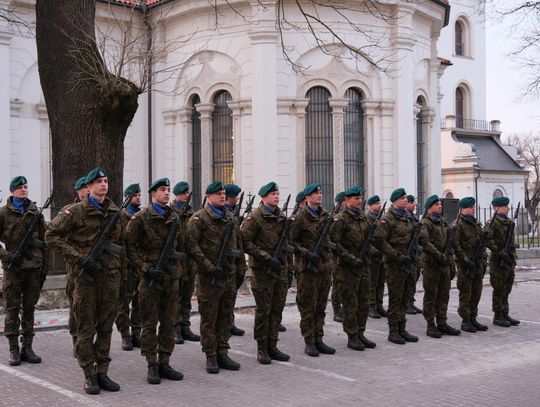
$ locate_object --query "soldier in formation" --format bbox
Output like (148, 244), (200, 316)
(366, 195), (387, 319)
(405, 195), (423, 315)
(330, 191), (345, 323)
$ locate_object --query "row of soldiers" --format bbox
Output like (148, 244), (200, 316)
(0, 170), (519, 395)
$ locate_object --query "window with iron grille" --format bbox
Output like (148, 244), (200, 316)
(456, 87), (464, 128)
(344, 88), (364, 189)
(455, 20), (464, 56)
(305, 86), (333, 209)
(212, 90), (234, 184)
(190, 94), (202, 208)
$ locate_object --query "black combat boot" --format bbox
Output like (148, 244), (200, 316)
(369, 308), (382, 319)
(315, 341), (336, 355)
(20, 346), (42, 363)
(347, 335), (365, 351)
(388, 331), (406, 345)
(268, 347), (290, 361)
(278, 324), (287, 332)
(437, 323), (461, 336)
(493, 313), (511, 327)
(206, 356), (219, 374)
(399, 322), (419, 342)
(181, 326), (200, 342)
(505, 314), (520, 326)
(406, 304), (417, 315)
(174, 330), (184, 344)
(96, 373), (120, 391)
(230, 325), (245, 336)
(217, 354), (241, 370)
(131, 332), (141, 348)
(378, 307), (388, 318)
(412, 303), (423, 314)
(147, 363), (161, 384)
(304, 343), (319, 357)
(257, 349), (272, 365)
(471, 316), (488, 331)
(158, 363), (184, 380)
(426, 323), (442, 339)
(358, 334), (376, 349)
(333, 308), (343, 323)
(84, 375), (100, 395)
(121, 335), (133, 351)
(461, 319), (477, 333)
(8, 337), (21, 366)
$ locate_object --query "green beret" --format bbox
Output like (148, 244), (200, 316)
(295, 191), (306, 203)
(124, 183), (141, 197)
(85, 167), (107, 184)
(148, 178), (170, 193)
(344, 186), (364, 197)
(491, 196), (510, 207)
(367, 195), (380, 206)
(9, 176), (27, 192)
(406, 195), (415, 202)
(206, 181), (225, 194)
(424, 194), (440, 210)
(224, 184), (241, 197)
(390, 188), (406, 202)
(173, 181), (190, 196)
(458, 197), (476, 208)
(73, 177), (87, 191)
(258, 182), (278, 197)
(335, 191), (346, 203)
(304, 183), (321, 196)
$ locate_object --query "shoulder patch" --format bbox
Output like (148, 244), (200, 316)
(246, 216), (252, 220)
(63, 210), (71, 215)
(333, 218), (338, 222)
(192, 216), (200, 221)
(131, 216), (136, 220)
(381, 220), (386, 223)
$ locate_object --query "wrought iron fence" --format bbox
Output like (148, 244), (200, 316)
(440, 117), (494, 132)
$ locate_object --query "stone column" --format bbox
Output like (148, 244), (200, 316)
(379, 101), (396, 200)
(0, 22), (12, 197)
(228, 101), (250, 187)
(329, 98), (349, 193)
(195, 103), (214, 188)
(176, 107), (192, 183)
(362, 100), (379, 196)
(162, 109), (177, 179)
(291, 99), (309, 189)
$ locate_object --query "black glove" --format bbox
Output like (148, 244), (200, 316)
(147, 265), (165, 282)
(211, 265), (225, 280)
(265, 256), (281, 271)
(464, 257), (476, 269)
(306, 252), (320, 266)
(7, 252), (22, 267)
(500, 251), (512, 265)
(353, 257), (365, 267)
(438, 254), (448, 266)
(400, 254), (412, 265)
(236, 273), (245, 289)
(78, 256), (97, 274)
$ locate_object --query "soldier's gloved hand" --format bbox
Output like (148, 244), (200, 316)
(500, 251), (512, 265)
(265, 256), (282, 271)
(368, 246), (380, 256)
(464, 257), (476, 269)
(78, 256), (97, 274)
(211, 265), (225, 280)
(147, 265), (165, 282)
(400, 254), (412, 265)
(353, 257), (365, 267)
(438, 254), (448, 266)
(7, 252), (22, 267)
(306, 252), (320, 266)
(416, 245), (424, 254)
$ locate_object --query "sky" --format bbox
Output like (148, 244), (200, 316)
(485, 8), (540, 136)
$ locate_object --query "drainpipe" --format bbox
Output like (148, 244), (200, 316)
(141, 1), (153, 189)
(474, 164), (481, 207)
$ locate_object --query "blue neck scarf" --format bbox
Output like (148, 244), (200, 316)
(369, 211), (379, 219)
(497, 213), (508, 220)
(348, 208), (359, 216)
(127, 204), (140, 216)
(12, 197), (26, 214)
(395, 208), (407, 218)
(307, 205), (320, 218)
(175, 200), (185, 209)
(88, 195), (104, 211)
(431, 214), (443, 222)
(224, 203), (235, 213)
(210, 205), (225, 217)
(263, 204), (279, 217)
(152, 202), (166, 217)
(462, 214), (476, 223)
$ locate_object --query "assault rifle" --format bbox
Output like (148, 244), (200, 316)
(10, 196), (51, 272)
(442, 226), (456, 264)
(211, 193), (244, 287)
(200, 196), (207, 209)
(306, 202), (341, 273)
(500, 202), (520, 267)
(267, 195), (297, 279)
(149, 193), (192, 292)
(238, 194), (255, 226)
(464, 209), (498, 278)
(356, 201), (387, 266)
(400, 208), (426, 281)
(78, 194), (133, 282)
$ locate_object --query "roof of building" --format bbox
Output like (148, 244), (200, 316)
(455, 135), (524, 172)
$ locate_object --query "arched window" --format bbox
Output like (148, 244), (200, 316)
(456, 86), (465, 127)
(416, 96), (427, 210)
(455, 20), (464, 56)
(190, 94), (202, 208)
(305, 86), (333, 209)
(212, 90), (234, 184)
(344, 88), (364, 188)
(493, 188), (503, 199)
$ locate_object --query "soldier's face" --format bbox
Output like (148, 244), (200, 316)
(406, 201), (416, 212)
(393, 195), (407, 209)
(306, 190), (322, 206)
(89, 177), (108, 198)
(429, 201), (443, 215)
(152, 186), (170, 205)
(12, 184), (28, 199)
(76, 185), (90, 201)
(262, 191), (280, 208)
(208, 190), (226, 207)
(495, 205), (509, 216)
(369, 202), (381, 212)
(226, 195), (238, 206)
(347, 196), (362, 209)
(176, 191), (190, 203)
(130, 193), (142, 207)
(461, 205), (475, 216)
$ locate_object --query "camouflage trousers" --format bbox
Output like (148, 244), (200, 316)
(408, 262), (421, 305)
(369, 256), (385, 310)
(65, 268), (77, 343)
(331, 268), (342, 313)
(456, 262), (483, 320)
(422, 262), (451, 324)
(115, 269), (141, 338)
(74, 271), (120, 378)
(197, 273), (236, 357)
(251, 268), (288, 348)
(489, 261), (515, 314)
(386, 261), (416, 331)
(138, 276), (178, 365)
(338, 266), (370, 336)
(174, 274), (195, 332)
(296, 262), (332, 344)
(2, 268), (42, 343)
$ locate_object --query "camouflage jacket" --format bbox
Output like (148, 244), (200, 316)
(419, 214), (449, 265)
(0, 197), (47, 271)
(330, 208), (370, 269)
(186, 205), (247, 277)
(240, 203), (289, 273)
(487, 214), (516, 263)
(373, 206), (414, 262)
(45, 196), (123, 275)
(366, 211), (383, 259)
(451, 214), (483, 263)
(169, 201), (196, 278)
(125, 204), (184, 280)
(290, 205), (332, 259)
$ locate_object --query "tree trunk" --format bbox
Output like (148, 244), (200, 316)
(35, 0), (139, 213)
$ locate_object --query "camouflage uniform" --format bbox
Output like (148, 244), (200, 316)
(452, 215), (484, 322)
(487, 214), (516, 317)
(373, 206), (416, 335)
(115, 208), (142, 343)
(0, 197), (47, 351)
(290, 206), (333, 345)
(367, 211), (385, 314)
(241, 203), (289, 350)
(329, 208), (370, 338)
(45, 197), (122, 379)
(125, 204), (183, 365)
(186, 205), (246, 358)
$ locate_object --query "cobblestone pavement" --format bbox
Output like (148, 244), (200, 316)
(1, 273), (540, 407)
